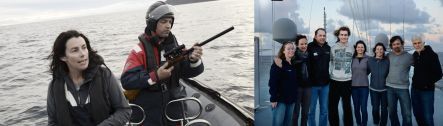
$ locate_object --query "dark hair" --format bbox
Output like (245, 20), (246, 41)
(313, 28), (326, 42)
(373, 42), (387, 58)
(334, 26), (351, 42)
(295, 34), (307, 46)
(47, 30), (104, 78)
(353, 40), (367, 58)
(278, 41), (294, 60)
(389, 35), (404, 49)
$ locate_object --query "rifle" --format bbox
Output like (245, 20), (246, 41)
(163, 26), (235, 69)
(124, 26), (234, 101)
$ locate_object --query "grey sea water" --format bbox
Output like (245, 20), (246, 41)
(0, 0), (253, 125)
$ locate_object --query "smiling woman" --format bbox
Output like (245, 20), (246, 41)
(46, 30), (132, 125)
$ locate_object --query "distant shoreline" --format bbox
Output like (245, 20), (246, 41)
(165, 0), (217, 5)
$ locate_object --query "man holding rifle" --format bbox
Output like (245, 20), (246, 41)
(120, 1), (204, 125)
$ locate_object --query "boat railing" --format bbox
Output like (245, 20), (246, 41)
(126, 104), (146, 126)
(164, 97), (211, 126)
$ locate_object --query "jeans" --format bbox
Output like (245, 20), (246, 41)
(308, 84), (329, 126)
(387, 87), (412, 126)
(351, 87), (369, 126)
(328, 80), (353, 126)
(370, 90), (388, 126)
(411, 88), (435, 126)
(273, 102), (296, 126)
(294, 87), (312, 126)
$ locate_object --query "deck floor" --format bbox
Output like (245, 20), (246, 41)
(255, 88), (443, 126)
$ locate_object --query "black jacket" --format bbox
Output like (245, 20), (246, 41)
(412, 45), (443, 90)
(268, 60), (298, 103)
(294, 50), (310, 87)
(307, 41), (331, 86)
(47, 65), (131, 126)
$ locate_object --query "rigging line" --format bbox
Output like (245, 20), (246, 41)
(389, 1), (392, 38)
(366, 0), (370, 47)
(353, 0), (361, 39)
(272, 1), (275, 56)
(367, 0), (371, 49)
(362, 0), (367, 41)
(403, 0), (405, 38)
(360, 0), (366, 42)
(349, 0), (357, 42)
(308, 0), (314, 38)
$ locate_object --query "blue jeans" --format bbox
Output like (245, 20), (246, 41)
(308, 84), (329, 126)
(273, 102), (295, 126)
(352, 87), (369, 126)
(411, 89), (434, 126)
(370, 90), (388, 126)
(387, 87), (412, 126)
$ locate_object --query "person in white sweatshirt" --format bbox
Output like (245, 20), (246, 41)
(328, 26), (354, 126)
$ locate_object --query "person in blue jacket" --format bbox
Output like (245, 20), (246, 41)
(368, 43), (389, 126)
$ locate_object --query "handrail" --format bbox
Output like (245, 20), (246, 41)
(126, 104), (146, 126)
(164, 97), (203, 122)
(185, 119), (211, 126)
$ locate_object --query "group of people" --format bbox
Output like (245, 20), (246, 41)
(46, 1), (204, 125)
(269, 26), (442, 126)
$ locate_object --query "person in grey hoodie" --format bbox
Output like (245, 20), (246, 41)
(386, 36), (413, 126)
(329, 26), (354, 126)
(351, 40), (369, 126)
(368, 43), (389, 126)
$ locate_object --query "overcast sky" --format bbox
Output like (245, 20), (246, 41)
(0, 0), (152, 26)
(255, 0), (443, 49)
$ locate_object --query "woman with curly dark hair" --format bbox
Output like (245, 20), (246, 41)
(46, 30), (131, 126)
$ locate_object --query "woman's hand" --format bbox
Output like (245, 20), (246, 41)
(271, 102), (277, 108)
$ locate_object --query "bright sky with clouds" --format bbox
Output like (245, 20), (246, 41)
(0, 0), (154, 26)
(255, 0), (443, 50)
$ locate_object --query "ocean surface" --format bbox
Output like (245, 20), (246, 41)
(0, 0), (253, 125)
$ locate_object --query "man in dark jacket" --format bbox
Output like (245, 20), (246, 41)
(120, 1), (204, 125)
(411, 35), (442, 126)
(307, 28), (331, 126)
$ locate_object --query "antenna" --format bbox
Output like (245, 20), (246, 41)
(324, 7), (327, 31)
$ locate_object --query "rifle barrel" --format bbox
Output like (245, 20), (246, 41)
(198, 26), (234, 46)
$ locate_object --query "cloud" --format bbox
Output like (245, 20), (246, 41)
(424, 40), (443, 52)
(255, 0), (309, 34)
(337, 0), (431, 24)
(391, 24), (431, 44)
(0, 0), (148, 26)
(0, 0), (124, 11)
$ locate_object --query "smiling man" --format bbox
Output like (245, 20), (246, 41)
(411, 35), (442, 126)
(386, 36), (414, 126)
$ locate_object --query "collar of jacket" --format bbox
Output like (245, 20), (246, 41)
(52, 65), (111, 125)
(143, 32), (175, 46)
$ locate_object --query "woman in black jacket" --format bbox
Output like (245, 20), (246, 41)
(269, 41), (298, 126)
(46, 30), (131, 126)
